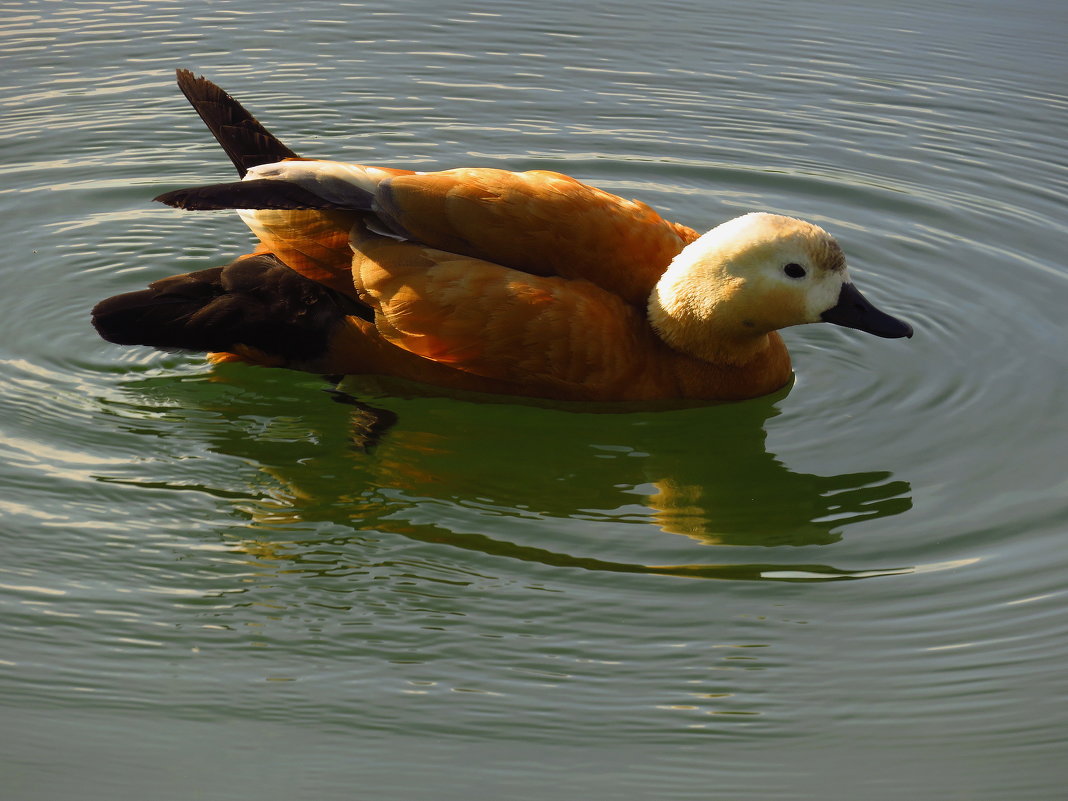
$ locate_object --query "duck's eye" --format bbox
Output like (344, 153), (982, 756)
(783, 263), (807, 279)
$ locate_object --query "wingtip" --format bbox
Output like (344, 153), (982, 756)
(169, 67), (301, 177)
(153, 188), (193, 209)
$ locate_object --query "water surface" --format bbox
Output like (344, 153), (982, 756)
(2, 1), (1067, 799)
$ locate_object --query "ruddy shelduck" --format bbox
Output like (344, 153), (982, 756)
(93, 70), (912, 403)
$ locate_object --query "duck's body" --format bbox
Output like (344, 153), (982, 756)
(92, 71), (910, 402)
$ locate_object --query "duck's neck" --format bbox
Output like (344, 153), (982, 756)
(647, 275), (774, 367)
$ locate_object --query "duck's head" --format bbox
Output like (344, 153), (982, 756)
(648, 212), (912, 363)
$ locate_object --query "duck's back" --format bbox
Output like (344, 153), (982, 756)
(371, 167), (699, 305)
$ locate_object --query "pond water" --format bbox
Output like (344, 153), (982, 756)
(2, 1), (1066, 799)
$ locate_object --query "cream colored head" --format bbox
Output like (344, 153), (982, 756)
(648, 212), (910, 364)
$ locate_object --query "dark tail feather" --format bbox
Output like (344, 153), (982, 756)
(175, 68), (300, 177)
(155, 179), (353, 211)
(92, 253), (372, 364)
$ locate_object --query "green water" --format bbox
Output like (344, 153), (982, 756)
(2, 1), (1067, 798)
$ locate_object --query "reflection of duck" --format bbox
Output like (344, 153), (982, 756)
(93, 70), (911, 403)
(118, 370), (908, 553)
(324, 392), (912, 549)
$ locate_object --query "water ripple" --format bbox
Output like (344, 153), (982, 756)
(2, 3), (1067, 795)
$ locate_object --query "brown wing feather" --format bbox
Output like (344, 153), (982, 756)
(349, 233), (678, 400)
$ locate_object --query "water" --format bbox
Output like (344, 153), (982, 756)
(2, 1), (1067, 798)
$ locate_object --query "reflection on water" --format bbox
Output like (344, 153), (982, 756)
(100, 366), (912, 582)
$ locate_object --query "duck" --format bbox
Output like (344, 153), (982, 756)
(92, 69), (912, 403)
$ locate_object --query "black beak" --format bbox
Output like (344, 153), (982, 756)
(820, 282), (913, 339)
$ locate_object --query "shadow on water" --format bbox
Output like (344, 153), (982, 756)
(98, 366), (913, 582)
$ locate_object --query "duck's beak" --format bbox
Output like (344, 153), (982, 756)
(820, 282), (913, 339)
